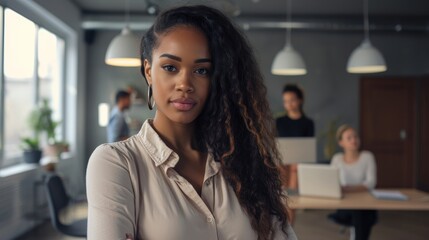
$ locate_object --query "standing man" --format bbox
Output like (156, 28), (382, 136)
(107, 90), (131, 142)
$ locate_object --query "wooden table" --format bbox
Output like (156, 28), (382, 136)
(288, 189), (429, 210)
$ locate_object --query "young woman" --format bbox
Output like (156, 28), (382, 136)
(329, 124), (377, 240)
(276, 84), (314, 137)
(275, 84), (314, 222)
(87, 5), (297, 240)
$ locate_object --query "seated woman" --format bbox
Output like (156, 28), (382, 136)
(329, 124), (377, 240)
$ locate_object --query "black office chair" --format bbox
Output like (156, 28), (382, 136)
(44, 173), (87, 238)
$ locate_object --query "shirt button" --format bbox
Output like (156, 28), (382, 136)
(207, 217), (213, 223)
(205, 179), (211, 186)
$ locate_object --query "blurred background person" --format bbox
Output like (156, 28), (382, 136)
(328, 124), (377, 240)
(107, 90), (131, 142)
(276, 84), (314, 137)
(276, 84), (315, 223)
(276, 84), (314, 190)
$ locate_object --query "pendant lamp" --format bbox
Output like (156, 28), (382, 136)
(271, 0), (306, 75)
(347, 0), (386, 73)
(105, 0), (140, 67)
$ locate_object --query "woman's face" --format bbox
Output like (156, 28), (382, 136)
(339, 128), (360, 151)
(144, 26), (211, 125)
(283, 92), (301, 113)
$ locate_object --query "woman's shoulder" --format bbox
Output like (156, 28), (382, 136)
(332, 152), (344, 159)
(360, 150), (374, 158)
(303, 115), (314, 122)
(89, 135), (143, 166)
(331, 152), (344, 164)
(360, 150), (376, 162)
(88, 143), (126, 167)
(276, 115), (288, 122)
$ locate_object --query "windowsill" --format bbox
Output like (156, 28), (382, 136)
(0, 151), (75, 178)
(0, 163), (39, 178)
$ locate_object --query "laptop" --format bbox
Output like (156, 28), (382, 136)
(276, 138), (316, 164)
(297, 164), (342, 199)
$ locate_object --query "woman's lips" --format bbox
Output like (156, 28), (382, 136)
(171, 98), (196, 111)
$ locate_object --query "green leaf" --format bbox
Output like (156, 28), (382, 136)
(20, 137), (40, 150)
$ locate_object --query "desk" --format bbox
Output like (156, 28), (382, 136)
(288, 189), (429, 210)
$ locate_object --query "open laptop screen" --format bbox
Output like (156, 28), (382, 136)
(276, 137), (317, 164)
(297, 164), (342, 199)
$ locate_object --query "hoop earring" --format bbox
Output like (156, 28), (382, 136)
(147, 84), (155, 110)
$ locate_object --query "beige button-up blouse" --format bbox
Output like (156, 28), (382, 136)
(86, 120), (297, 240)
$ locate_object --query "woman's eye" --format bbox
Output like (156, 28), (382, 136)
(162, 65), (176, 72)
(195, 68), (209, 75)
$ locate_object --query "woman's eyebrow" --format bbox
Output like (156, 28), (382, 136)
(159, 53), (211, 63)
(160, 53), (181, 61)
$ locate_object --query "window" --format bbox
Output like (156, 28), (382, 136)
(1, 8), (66, 167)
(38, 28), (65, 141)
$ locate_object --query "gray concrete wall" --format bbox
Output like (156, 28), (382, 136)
(85, 30), (155, 162)
(248, 29), (429, 160)
(85, 26), (429, 162)
(34, 0), (87, 195)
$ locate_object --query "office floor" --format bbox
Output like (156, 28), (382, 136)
(15, 210), (429, 240)
(293, 210), (429, 240)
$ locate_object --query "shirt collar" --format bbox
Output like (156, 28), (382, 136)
(204, 154), (221, 181)
(137, 120), (221, 177)
(138, 119), (178, 167)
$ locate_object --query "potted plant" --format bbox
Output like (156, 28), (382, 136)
(29, 99), (68, 158)
(320, 118), (340, 163)
(20, 137), (42, 164)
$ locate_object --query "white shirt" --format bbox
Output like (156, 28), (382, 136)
(330, 151), (377, 189)
(87, 119), (297, 240)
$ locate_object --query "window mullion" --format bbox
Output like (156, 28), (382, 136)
(0, 7), (5, 166)
(61, 40), (66, 142)
(34, 25), (39, 104)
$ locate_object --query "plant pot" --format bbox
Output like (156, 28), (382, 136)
(23, 150), (42, 164)
(44, 143), (67, 157)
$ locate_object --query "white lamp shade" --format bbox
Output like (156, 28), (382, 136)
(347, 39), (387, 73)
(271, 44), (307, 75)
(105, 27), (141, 67)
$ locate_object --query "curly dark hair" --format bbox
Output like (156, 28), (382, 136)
(140, 5), (289, 240)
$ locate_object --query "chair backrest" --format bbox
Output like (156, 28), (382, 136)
(44, 174), (69, 229)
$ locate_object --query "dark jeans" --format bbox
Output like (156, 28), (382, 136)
(328, 210), (378, 240)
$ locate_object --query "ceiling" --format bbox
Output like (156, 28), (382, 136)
(72, 0), (429, 17)
(74, 0), (429, 33)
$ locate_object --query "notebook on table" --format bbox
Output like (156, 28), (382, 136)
(371, 190), (408, 201)
(297, 164), (342, 199)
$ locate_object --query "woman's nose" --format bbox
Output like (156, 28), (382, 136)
(175, 71), (194, 93)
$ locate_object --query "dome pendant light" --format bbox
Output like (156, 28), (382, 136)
(271, 0), (307, 76)
(105, 0), (140, 67)
(347, 0), (386, 73)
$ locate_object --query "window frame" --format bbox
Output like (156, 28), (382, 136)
(0, 0), (76, 168)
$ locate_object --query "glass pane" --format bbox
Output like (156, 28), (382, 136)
(3, 9), (37, 162)
(38, 28), (64, 141)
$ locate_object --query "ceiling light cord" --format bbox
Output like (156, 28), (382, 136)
(125, 0), (130, 28)
(286, 0), (292, 46)
(364, 0), (369, 40)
